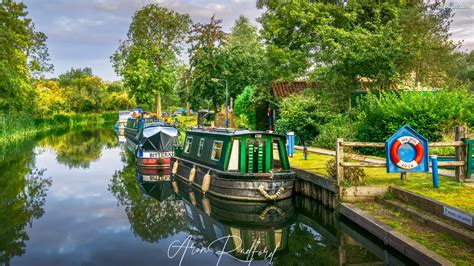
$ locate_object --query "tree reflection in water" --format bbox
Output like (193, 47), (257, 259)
(38, 127), (118, 169)
(0, 138), (51, 265)
(109, 148), (188, 243)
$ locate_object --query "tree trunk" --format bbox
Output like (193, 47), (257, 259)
(156, 92), (162, 118)
(186, 101), (191, 116)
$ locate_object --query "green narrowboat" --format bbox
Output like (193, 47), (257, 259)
(170, 128), (295, 201)
(171, 177), (292, 260)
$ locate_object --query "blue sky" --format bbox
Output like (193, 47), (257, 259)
(23, 0), (473, 81)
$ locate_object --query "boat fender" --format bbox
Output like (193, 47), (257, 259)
(172, 180), (179, 194)
(172, 160), (179, 175)
(189, 166), (196, 183)
(202, 170), (211, 193)
(202, 197), (211, 215)
(258, 184), (285, 200)
(190, 191), (196, 206)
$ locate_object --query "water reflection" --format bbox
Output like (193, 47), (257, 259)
(38, 127), (118, 169)
(0, 126), (415, 265)
(109, 149), (188, 243)
(0, 137), (51, 264)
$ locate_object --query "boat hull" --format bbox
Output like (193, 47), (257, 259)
(170, 157), (295, 201)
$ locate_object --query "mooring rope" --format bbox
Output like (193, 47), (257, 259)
(258, 184), (285, 200)
(259, 205), (284, 221)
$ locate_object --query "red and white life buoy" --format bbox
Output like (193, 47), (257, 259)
(390, 136), (424, 170)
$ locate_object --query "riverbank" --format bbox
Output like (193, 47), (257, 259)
(289, 149), (474, 213)
(0, 112), (116, 146)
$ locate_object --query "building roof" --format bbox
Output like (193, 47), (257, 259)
(271, 81), (317, 98)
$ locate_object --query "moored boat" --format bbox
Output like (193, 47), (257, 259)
(125, 114), (179, 168)
(171, 176), (292, 259)
(170, 128), (295, 201)
(115, 108), (142, 135)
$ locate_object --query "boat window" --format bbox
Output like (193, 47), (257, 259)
(211, 141), (223, 161)
(184, 136), (193, 153)
(197, 138), (205, 156)
(228, 139), (239, 171)
(273, 140), (282, 169)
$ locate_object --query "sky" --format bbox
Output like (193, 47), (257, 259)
(22, 0), (474, 82)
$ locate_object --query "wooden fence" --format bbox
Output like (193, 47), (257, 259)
(335, 125), (470, 186)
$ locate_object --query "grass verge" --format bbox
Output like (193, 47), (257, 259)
(354, 201), (474, 265)
(289, 149), (474, 213)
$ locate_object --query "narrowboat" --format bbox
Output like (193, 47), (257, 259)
(115, 108), (142, 135)
(171, 177), (292, 259)
(170, 128), (295, 201)
(138, 176), (174, 202)
(125, 115), (179, 168)
(136, 165), (171, 182)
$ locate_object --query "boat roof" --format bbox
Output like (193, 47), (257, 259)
(187, 127), (285, 137)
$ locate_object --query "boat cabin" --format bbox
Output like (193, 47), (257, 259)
(177, 129), (290, 173)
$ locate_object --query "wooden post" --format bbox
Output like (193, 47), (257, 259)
(455, 125), (467, 182)
(401, 172), (408, 181)
(336, 138), (344, 184)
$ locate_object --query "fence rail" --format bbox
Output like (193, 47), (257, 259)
(336, 125), (470, 185)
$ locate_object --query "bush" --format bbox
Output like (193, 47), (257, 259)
(325, 158), (366, 182)
(234, 86), (257, 129)
(313, 114), (357, 150)
(275, 89), (337, 143)
(356, 89), (474, 144)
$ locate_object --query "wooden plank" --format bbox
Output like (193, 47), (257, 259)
(429, 141), (464, 147)
(292, 167), (337, 192)
(340, 203), (454, 266)
(341, 142), (385, 147)
(341, 162), (386, 168)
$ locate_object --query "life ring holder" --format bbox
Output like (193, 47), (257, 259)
(390, 136), (424, 170)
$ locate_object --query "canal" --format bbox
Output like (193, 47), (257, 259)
(0, 125), (414, 265)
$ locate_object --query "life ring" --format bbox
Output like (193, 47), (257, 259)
(390, 136), (424, 170)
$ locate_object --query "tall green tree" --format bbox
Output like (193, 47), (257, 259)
(187, 15), (228, 111)
(111, 4), (191, 116)
(258, 0), (460, 102)
(0, 0), (52, 112)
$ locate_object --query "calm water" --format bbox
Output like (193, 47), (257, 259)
(0, 125), (413, 266)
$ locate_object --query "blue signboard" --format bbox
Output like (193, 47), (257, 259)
(386, 125), (429, 173)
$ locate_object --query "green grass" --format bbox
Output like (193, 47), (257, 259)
(289, 149), (474, 213)
(0, 112), (116, 145)
(355, 201), (474, 265)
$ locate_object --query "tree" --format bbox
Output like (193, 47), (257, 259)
(58, 68), (106, 112)
(0, 0), (52, 112)
(188, 15), (268, 111)
(111, 4), (191, 117)
(187, 15), (228, 111)
(258, 1), (460, 103)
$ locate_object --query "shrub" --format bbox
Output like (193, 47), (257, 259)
(313, 114), (357, 150)
(325, 158), (366, 181)
(234, 86), (256, 129)
(275, 89), (337, 142)
(357, 89), (474, 144)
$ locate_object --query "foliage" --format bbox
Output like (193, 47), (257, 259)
(258, 0), (461, 104)
(275, 89), (337, 143)
(188, 15), (268, 111)
(234, 86), (257, 129)
(325, 158), (366, 182)
(313, 114), (357, 150)
(0, 0), (52, 112)
(356, 90), (474, 145)
(187, 15), (228, 111)
(111, 4), (191, 115)
(0, 112), (116, 145)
